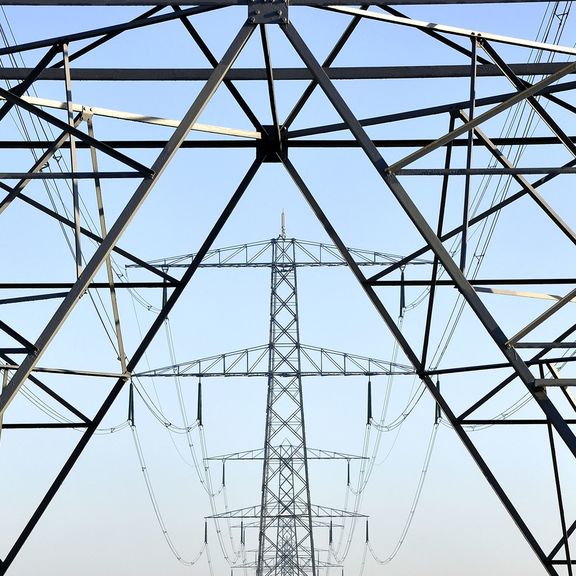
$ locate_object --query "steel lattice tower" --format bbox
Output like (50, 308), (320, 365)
(258, 233), (315, 576)
(3, 2), (576, 575)
(137, 231), (405, 574)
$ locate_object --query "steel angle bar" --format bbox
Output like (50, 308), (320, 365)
(377, 4), (489, 65)
(4, 63), (576, 82)
(50, 6), (165, 67)
(0, 349), (28, 354)
(561, 388), (576, 413)
(0, 321), (36, 352)
(0, 139), (255, 148)
(388, 59), (576, 173)
(0, 112), (83, 215)
(286, 79), (576, 140)
(260, 26), (281, 146)
(517, 344), (576, 350)
(10, 136), (576, 150)
(457, 321), (576, 421)
(172, 5), (264, 133)
(0, 87), (153, 176)
(0, 292), (68, 305)
(0, 366), (6, 439)
(0, 43), (61, 124)
(280, 153), (554, 574)
(282, 5), (367, 132)
(0, 282), (169, 289)
(0, 21), (256, 421)
(461, 38), (477, 273)
(11, 367), (127, 378)
(507, 287), (576, 346)
(422, 114), (454, 367)
(0, 172), (140, 179)
(1, 423), (89, 429)
(396, 167), (576, 175)
(547, 423), (574, 573)
(475, 284), (576, 295)
(0, 0), (563, 6)
(547, 363), (576, 416)
(375, 279), (576, 286)
(425, 356), (576, 377)
(456, 109), (576, 247)
(62, 42), (83, 277)
(0, 354), (90, 423)
(550, 516), (576, 561)
(480, 39), (576, 159)
(0, 5), (219, 57)
(461, 419), (576, 425)
(323, 6), (576, 56)
(369, 155), (576, 281)
(87, 115), (128, 374)
(0, 94), (261, 138)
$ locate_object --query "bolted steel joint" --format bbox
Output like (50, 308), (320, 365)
(248, 0), (288, 24)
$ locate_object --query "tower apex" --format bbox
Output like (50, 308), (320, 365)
(280, 211), (286, 239)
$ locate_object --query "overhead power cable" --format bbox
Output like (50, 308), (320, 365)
(130, 422), (208, 566)
(366, 422), (439, 565)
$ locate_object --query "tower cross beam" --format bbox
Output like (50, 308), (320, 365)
(137, 238), (431, 270)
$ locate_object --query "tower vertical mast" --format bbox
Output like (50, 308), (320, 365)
(257, 234), (316, 576)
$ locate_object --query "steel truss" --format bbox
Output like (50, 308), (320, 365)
(135, 234), (400, 575)
(1, 1), (576, 574)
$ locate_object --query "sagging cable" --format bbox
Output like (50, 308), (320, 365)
(130, 423), (206, 566)
(368, 422), (439, 565)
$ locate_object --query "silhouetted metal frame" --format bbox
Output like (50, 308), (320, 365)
(3, 61), (576, 81)
(282, 20), (576, 451)
(280, 18), (576, 574)
(1, 2), (576, 574)
(0, 21), (259, 573)
(280, 152), (557, 573)
(0, 157), (262, 573)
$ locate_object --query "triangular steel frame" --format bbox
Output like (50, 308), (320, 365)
(1, 3), (576, 575)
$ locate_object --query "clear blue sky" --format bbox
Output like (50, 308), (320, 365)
(0, 2), (575, 575)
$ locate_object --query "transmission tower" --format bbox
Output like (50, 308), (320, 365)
(258, 232), (317, 576)
(136, 224), (419, 575)
(2, 2), (576, 575)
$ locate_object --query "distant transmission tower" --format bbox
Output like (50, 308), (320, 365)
(136, 217), (424, 575)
